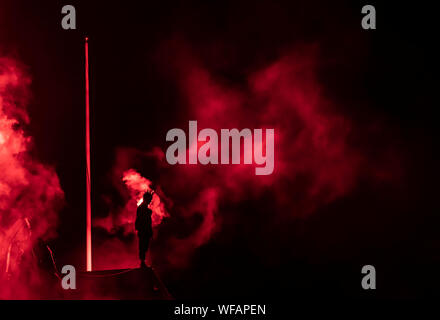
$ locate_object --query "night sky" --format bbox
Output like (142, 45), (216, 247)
(0, 0), (438, 299)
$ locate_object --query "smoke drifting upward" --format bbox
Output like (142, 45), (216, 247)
(92, 166), (170, 270)
(0, 57), (64, 298)
(100, 40), (402, 270)
(94, 169), (169, 233)
(123, 169), (168, 226)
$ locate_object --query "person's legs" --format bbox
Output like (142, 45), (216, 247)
(138, 234), (147, 263)
(144, 237), (150, 266)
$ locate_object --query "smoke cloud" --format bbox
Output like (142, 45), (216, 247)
(0, 57), (64, 298)
(97, 40), (402, 271)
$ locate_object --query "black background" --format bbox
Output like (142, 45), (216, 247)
(0, 0), (438, 299)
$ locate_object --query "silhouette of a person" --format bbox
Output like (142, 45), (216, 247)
(135, 192), (153, 268)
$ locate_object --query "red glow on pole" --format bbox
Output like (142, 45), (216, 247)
(85, 36), (92, 272)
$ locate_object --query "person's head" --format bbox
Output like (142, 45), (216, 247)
(143, 192), (153, 205)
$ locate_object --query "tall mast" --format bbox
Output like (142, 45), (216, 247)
(85, 36), (92, 272)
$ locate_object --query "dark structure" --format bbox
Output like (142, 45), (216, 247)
(63, 268), (172, 299)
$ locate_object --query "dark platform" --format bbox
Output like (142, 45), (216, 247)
(63, 267), (172, 300)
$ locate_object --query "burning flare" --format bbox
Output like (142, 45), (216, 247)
(122, 169), (168, 227)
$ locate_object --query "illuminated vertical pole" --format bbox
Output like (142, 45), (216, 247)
(85, 36), (92, 271)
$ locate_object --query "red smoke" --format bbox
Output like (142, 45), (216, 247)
(122, 169), (168, 227)
(94, 169), (169, 233)
(0, 57), (64, 298)
(92, 167), (170, 270)
(100, 41), (402, 270)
